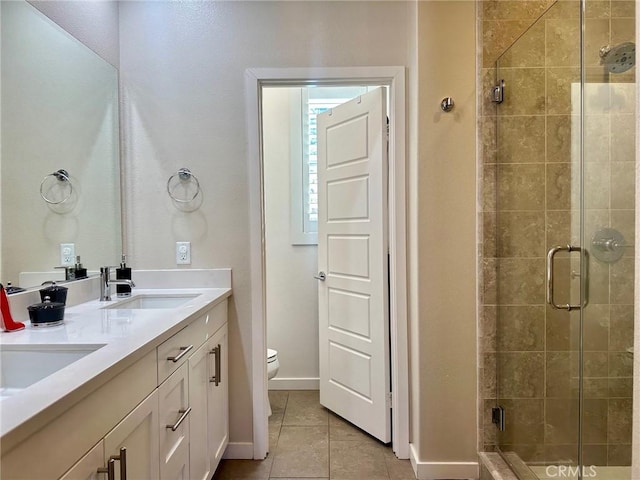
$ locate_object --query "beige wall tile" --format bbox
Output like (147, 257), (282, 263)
(611, 114), (636, 162)
(497, 306), (545, 351)
(546, 163), (574, 210)
(583, 398), (609, 443)
(497, 211), (546, 257)
(611, 0), (636, 18)
(610, 257), (635, 304)
(608, 399), (633, 443)
(498, 352), (545, 398)
(499, 399), (545, 444)
(607, 444), (633, 465)
(498, 164), (545, 210)
(547, 67), (580, 115)
(545, 398), (579, 444)
(546, 115), (575, 163)
(610, 304), (634, 351)
(499, 21), (545, 68)
(545, 18), (580, 66)
(498, 67), (546, 114)
(497, 115), (545, 163)
(583, 304), (610, 351)
(497, 258), (545, 304)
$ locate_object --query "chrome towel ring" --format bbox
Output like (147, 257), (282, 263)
(40, 169), (73, 205)
(167, 168), (201, 203)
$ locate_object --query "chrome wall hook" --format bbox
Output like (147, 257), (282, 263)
(440, 97), (455, 112)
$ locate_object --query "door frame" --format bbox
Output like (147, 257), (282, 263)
(245, 66), (408, 460)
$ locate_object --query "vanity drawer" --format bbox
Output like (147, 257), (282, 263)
(206, 300), (228, 337)
(157, 316), (207, 384)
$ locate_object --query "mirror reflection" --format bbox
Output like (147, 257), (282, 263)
(1, 0), (122, 289)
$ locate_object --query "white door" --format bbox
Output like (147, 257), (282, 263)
(317, 87), (390, 443)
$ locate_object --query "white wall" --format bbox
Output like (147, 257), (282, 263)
(118, 0), (413, 448)
(263, 88), (319, 389)
(28, 0), (120, 67)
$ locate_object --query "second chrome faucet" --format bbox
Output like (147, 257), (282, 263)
(100, 266), (135, 301)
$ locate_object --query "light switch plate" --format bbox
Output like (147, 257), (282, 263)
(60, 243), (75, 266)
(176, 242), (191, 265)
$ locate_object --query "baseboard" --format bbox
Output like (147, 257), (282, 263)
(410, 443), (479, 479)
(268, 377), (319, 390)
(223, 442), (254, 459)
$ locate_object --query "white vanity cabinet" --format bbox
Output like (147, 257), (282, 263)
(207, 323), (229, 471)
(104, 390), (160, 480)
(1, 297), (229, 480)
(59, 442), (105, 480)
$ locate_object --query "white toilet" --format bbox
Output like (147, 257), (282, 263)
(267, 348), (280, 416)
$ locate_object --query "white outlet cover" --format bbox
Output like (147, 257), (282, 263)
(176, 241), (191, 265)
(60, 243), (75, 266)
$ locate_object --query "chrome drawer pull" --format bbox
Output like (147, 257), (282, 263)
(98, 447), (127, 480)
(97, 459), (116, 480)
(166, 407), (192, 431)
(209, 344), (221, 386)
(167, 345), (193, 363)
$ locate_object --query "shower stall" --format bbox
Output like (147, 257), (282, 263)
(483, 0), (636, 477)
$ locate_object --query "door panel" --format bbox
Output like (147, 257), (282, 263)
(317, 87), (390, 443)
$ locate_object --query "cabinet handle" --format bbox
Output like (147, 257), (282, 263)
(166, 407), (192, 431)
(97, 458), (116, 480)
(97, 447), (126, 480)
(167, 345), (193, 363)
(209, 344), (221, 386)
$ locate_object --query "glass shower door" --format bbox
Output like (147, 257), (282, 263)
(493, 0), (637, 477)
(493, 0), (583, 472)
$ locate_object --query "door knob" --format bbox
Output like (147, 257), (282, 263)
(314, 272), (326, 281)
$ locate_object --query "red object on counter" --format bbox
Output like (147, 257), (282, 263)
(0, 283), (25, 332)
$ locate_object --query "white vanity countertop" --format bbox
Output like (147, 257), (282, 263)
(0, 286), (232, 446)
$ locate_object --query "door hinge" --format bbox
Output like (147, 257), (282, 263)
(492, 405), (505, 431)
(491, 80), (505, 104)
(386, 392), (392, 408)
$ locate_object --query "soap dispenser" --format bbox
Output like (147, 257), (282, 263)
(116, 254), (132, 297)
(74, 256), (88, 279)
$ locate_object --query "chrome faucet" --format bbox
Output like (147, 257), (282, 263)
(100, 266), (135, 301)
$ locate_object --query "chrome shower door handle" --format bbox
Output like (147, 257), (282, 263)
(546, 245), (582, 311)
(314, 272), (326, 281)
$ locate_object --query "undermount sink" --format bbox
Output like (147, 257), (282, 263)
(103, 294), (199, 310)
(0, 344), (105, 400)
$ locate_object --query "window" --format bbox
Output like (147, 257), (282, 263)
(290, 86), (375, 245)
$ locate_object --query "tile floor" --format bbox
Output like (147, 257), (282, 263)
(213, 390), (416, 480)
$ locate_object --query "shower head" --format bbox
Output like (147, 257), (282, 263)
(599, 42), (636, 73)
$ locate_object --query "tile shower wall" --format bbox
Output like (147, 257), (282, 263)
(478, 0), (636, 465)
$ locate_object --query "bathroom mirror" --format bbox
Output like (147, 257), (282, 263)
(1, 0), (122, 288)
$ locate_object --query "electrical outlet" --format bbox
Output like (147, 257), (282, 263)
(176, 242), (191, 265)
(60, 243), (75, 266)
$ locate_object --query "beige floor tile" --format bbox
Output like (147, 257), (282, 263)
(213, 458), (274, 479)
(384, 453), (415, 480)
(269, 390), (289, 416)
(330, 440), (390, 480)
(328, 412), (378, 443)
(270, 425), (329, 477)
(282, 390), (328, 426)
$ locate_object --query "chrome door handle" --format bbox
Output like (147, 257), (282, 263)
(546, 245), (582, 311)
(314, 272), (326, 281)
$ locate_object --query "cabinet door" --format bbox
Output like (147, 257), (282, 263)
(104, 391), (160, 480)
(58, 441), (104, 480)
(208, 323), (228, 473)
(159, 363), (190, 480)
(188, 342), (211, 480)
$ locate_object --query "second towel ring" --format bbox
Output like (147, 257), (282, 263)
(40, 169), (73, 205)
(167, 168), (201, 203)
